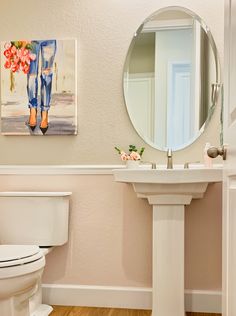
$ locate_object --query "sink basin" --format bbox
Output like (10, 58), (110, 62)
(114, 165), (222, 184)
(113, 165), (222, 316)
(114, 166), (222, 199)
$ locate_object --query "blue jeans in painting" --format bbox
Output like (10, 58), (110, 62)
(27, 40), (57, 112)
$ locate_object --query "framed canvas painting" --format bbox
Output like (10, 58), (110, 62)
(1, 39), (77, 135)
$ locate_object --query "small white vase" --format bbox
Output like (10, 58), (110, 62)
(126, 160), (140, 169)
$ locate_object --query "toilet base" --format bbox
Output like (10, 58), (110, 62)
(31, 304), (53, 316)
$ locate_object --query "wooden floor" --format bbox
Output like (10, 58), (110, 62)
(51, 306), (221, 316)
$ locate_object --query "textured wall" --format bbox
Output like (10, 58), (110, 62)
(0, 0), (223, 164)
(0, 0), (223, 291)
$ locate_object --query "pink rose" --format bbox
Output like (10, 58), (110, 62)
(25, 56), (31, 64)
(4, 49), (12, 58)
(22, 64), (30, 74)
(20, 55), (26, 63)
(11, 63), (20, 73)
(4, 42), (11, 50)
(22, 48), (29, 56)
(120, 152), (128, 161)
(20, 61), (25, 68)
(129, 151), (141, 161)
(17, 48), (23, 58)
(13, 56), (20, 64)
(4, 59), (11, 69)
(11, 46), (17, 54)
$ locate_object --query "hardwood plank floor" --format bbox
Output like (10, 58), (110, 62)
(51, 306), (221, 316)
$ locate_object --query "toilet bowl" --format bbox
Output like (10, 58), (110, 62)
(0, 192), (71, 316)
(0, 245), (50, 316)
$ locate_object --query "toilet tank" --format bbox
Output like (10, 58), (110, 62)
(0, 192), (71, 246)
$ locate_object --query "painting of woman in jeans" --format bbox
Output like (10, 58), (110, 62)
(27, 40), (56, 134)
(1, 39), (77, 135)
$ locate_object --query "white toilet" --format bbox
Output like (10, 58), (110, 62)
(0, 191), (71, 316)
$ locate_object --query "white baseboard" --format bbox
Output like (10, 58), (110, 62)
(42, 284), (221, 313)
(185, 290), (221, 313)
(42, 284), (151, 310)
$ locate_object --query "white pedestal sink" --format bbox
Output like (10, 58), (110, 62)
(113, 165), (222, 316)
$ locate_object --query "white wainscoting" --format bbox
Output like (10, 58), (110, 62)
(42, 284), (221, 313)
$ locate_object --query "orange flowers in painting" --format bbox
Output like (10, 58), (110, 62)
(3, 41), (36, 74)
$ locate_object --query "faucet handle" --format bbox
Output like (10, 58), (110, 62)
(184, 161), (200, 169)
(141, 161), (157, 169)
(151, 162), (157, 169)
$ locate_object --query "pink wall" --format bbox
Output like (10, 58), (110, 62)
(185, 183), (222, 290)
(0, 174), (222, 290)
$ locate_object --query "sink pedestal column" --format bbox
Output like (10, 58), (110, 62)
(146, 194), (193, 316)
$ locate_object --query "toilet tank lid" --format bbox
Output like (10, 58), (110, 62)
(0, 192), (72, 197)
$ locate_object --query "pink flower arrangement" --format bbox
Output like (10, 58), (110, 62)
(115, 145), (145, 161)
(3, 41), (36, 74)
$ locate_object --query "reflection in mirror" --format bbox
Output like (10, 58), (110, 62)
(124, 7), (220, 151)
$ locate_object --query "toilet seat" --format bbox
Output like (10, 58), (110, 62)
(0, 245), (45, 279)
(0, 245), (42, 265)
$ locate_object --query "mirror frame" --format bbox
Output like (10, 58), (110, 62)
(123, 6), (221, 151)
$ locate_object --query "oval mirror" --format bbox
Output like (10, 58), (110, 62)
(123, 7), (220, 151)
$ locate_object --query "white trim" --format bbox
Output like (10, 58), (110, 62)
(42, 285), (152, 310)
(143, 19), (193, 32)
(0, 191), (72, 197)
(42, 284), (221, 313)
(185, 290), (222, 313)
(0, 165), (125, 175)
(125, 72), (154, 79)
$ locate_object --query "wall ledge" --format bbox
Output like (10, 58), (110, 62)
(0, 165), (125, 175)
(42, 284), (222, 313)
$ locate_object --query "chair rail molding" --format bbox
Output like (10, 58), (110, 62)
(0, 165), (125, 175)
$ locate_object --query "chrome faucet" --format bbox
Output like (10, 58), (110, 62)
(167, 148), (173, 169)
